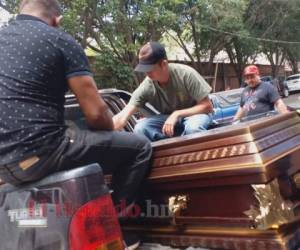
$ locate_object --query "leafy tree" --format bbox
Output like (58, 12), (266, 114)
(202, 0), (255, 83)
(281, 2), (300, 74)
(159, 0), (207, 73)
(225, 34), (259, 86)
(0, 0), (20, 13)
(93, 50), (135, 91)
(60, 0), (174, 89)
(2, 0), (300, 90)
(158, 0), (252, 79)
(245, 0), (300, 76)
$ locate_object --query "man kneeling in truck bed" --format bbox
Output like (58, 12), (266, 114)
(0, 0), (151, 248)
(113, 42), (213, 141)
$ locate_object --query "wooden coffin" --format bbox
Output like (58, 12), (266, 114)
(124, 112), (300, 250)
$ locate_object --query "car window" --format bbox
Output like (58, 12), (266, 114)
(216, 95), (240, 107)
(286, 75), (300, 81)
(214, 89), (243, 107)
(261, 76), (272, 82)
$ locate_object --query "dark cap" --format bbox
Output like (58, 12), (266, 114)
(134, 42), (167, 72)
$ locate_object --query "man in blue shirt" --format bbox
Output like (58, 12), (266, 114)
(234, 65), (288, 121)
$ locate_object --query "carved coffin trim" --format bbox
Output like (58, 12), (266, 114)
(148, 113), (300, 185)
(244, 179), (295, 230)
(125, 221), (300, 250)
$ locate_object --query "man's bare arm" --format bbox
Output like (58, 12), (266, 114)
(233, 106), (246, 121)
(274, 99), (289, 114)
(172, 96), (213, 119)
(113, 104), (138, 130)
(68, 75), (113, 130)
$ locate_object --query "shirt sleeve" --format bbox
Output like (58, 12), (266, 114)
(267, 83), (280, 103)
(56, 33), (92, 79)
(186, 68), (212, 102)
(128, 80), (150, 108)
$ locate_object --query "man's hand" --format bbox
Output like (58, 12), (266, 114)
(161, 97), (212, 137)
(232, 119), (240, 125)
(233, 106), (245, 122)
(162, 112), (180, 137)
(113, 113), (127, 131)
(112, 104), (138, 131)
(275, 98), (289, 114)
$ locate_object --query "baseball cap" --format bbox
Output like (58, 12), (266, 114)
(243, 65), (260, 76)
(134, 42), (167, 72)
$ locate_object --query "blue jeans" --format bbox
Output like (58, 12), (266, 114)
(134, 114), (212, 141)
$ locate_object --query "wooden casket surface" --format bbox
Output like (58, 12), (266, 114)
(125, 112), (300, 250)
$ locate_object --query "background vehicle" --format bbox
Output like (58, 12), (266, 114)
(260, 75), (273, 83)
(209, 88), (242, 126)
(282, 74), (300, 97)
(260, 75), (286, 96)
(0, 164), (123, 250)
(66, 88), (242, 131)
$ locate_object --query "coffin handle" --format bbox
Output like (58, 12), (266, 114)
(168, 195), (189, 225)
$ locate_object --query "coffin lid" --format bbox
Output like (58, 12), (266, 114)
(149, 112), (300, 186)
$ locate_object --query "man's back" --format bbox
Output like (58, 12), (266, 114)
(129, 63), (211, 114)
(0, 14), (91, 165)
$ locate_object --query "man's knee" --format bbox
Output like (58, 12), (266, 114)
(184, 124), (206, 134)
(134, 119), (149, 135)
(126, 133), (152, 179)
(135, 133), (152, 157)
(134, 119), (156, 141)
(184, 115), (211, 135)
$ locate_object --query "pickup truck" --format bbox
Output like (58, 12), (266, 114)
(1, 88), (300, 250)
(209, 88), (241, 125)
(64, 89), (300, 250)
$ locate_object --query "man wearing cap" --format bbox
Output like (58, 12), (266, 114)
(113, 42), (213, 141)
(233, 65), (288, 121)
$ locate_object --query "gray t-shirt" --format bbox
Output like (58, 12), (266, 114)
(129, 63), (212, 114)
(240, 82), (280, 117)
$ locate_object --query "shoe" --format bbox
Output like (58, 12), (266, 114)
(123, 232), (140, 250)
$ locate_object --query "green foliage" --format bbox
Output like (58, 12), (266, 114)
(0, 0), (20, 13)
(2, 0), (300, 87)
(93, 51), (135, 92)
(60, 0), (87, 38)
(245, 0), (300, 75)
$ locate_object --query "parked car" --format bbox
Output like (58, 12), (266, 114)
(282, 74), (300, 97)
(260, 75), (273, 83)
(209, 88), (242, 126)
